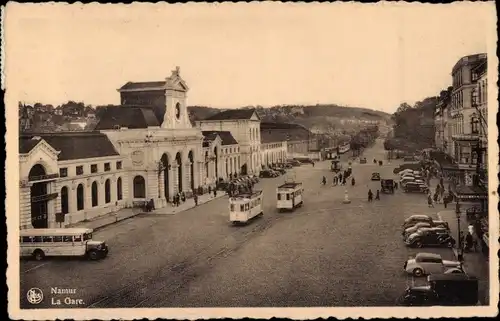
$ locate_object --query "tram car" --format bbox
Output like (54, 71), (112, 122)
(276, 182), (304, 212)
(229, 190), (264, 225)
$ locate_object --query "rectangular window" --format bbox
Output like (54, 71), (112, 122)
(277, 194), (281, 200)
(33, 236), (42, 242)
(63, 236), (73, 242)
(76, 165), (84, 175)
(53, 236), (63, 242)
(21, 236), (32, 243)
(91, 164), (98, 173)
(74, 235), (82, 242)
(286, 194), (290, 200)
(42, 236), (53, 243)
(59, 168), (68, 178)
(116, 161), (122, 170)
(240, 205), (244, 211)
(104, 162), (111, 172)
(230, 204), (235, 211)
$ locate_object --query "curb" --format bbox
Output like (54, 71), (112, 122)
(87, 193), (228, 232)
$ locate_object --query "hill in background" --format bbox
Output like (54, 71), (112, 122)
(188, 104), (391, 134)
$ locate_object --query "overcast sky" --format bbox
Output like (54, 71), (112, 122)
(5, 2), (496, 113)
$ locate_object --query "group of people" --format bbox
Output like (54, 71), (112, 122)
(226, 180), (255, 197)
(323, 167), (354, 187)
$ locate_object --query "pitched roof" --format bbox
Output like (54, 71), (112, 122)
(94, 106), (160, 130)
(260, 122), (311, 142)
(203, 108), (257, 121)
(119, 81), (166, 91)
(202, 131), (238, 146)
(19, 132), (120, 161)
(19, 139), (41, 154)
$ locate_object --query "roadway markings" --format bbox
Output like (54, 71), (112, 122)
(23, 262), (49, 273)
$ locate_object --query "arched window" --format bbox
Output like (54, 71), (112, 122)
(117, 177), (123, 200)
(133, 175), (146, 198)
(91, 181), (98, 207)
(60, 186), (69, 214)
(105, 179), (111, 203)
(77, 184), (84, 210)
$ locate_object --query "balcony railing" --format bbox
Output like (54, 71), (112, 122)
(31, 192), (58, 203)
(28, 173), (59, 182)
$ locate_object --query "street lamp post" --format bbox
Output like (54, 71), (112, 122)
(455, 200), (463, 261)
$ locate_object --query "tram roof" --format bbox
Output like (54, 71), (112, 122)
(230, 190), (263, 201)
(20, 228), (93, 236)
(278, 182), (302, 189)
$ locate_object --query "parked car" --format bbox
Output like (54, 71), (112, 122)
(288, 160), (302, 167)
(404, 253), (463, 277)
(403, 227), (450, 242)
(402, 221), (450, 238)
(259, 170), (274, 178)
(381, 179), (395, 193)
(371, 172), (381, 181)
(283, 163), (293, 169)
(295, 158), (314, 164)
(404, 182), (429, 194)
(405, 229), (456, 248)
(272, 167), (286, 175)
(397, 274), (479, 306)
(403, 215), (433, 229)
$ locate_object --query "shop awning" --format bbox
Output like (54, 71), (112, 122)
(455, 185), (488, 200)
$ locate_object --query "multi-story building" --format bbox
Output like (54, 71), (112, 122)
(260, 129), (287, 167)
(449, 53), (487, 185)
(201, 131), (240, 183)
(196, 109), (262, 175)
(259, 122), (318, 160)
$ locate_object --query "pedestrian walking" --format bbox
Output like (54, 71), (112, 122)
(427, 194), (434, 208)
(194, 193), (199, 206)
(368, 189), (373, 202)
(213, 188), (217, 198)
(312, 162), (315, 167)
(322, 176), (326, 186)
(181, 191), (186, 203)
(375, 190), (380, 200)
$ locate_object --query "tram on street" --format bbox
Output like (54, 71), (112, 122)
(229, 190), (264, 225)
(276, 181), (304, 211)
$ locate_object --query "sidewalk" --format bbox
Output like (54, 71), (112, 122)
(67, 191), (227, 231)
(437, 209), (490, 305)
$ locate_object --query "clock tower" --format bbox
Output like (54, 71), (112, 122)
(162, 66), (192, 129)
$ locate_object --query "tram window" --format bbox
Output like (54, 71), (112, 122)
(33, 236), (42, 243)
(74, 235), (82, 242)
(230, 204), (235, 211)
(42, 236), (53, 243)
(63, 236), (73, 242)
(277, 194), (281, 200)
(240, 205), (244, 211)
(245, 204), (249, 211)
(21, 236), (32, 243)
(286, 194), (290, 200)
(53, 236), (63, 243)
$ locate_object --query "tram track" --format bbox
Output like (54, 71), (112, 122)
(86, 208), (293, 308)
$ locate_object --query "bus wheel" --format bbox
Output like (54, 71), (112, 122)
(33, 249), (45, 261)
(88, 250), (100, 261)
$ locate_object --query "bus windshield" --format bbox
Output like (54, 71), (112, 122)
(83, 233), (92, 241)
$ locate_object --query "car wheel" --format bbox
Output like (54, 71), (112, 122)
(447, 241), (454, 248)
(88, 250), (100, 260)
(413, 268), (424, 277)
(33, 249), (45, 261)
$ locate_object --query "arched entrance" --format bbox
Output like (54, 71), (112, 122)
(161, 153), (170, 201)
(29, 164), (49, 228)
(241, 163), (248, 175)
(188, 151), (195, 190)
(214, 147), (219, 179)
(133, 175), (146, 198)
(204, 151), (209, 179)
(175, 152), (183, 192)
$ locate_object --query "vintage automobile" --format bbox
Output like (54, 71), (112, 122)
(402, 215), (433, 229)
(360, 157), (367, 164)
(272, 167), (286, 175)
(331, 160), (342, 173)
(405, 229), (456, 248)
(402, 221), (450, 238)
(404, 182), (429, 194)
(404, 253), (463, 277)
(371, 172), (381, 181)
(403, 227), (450, 242)
(380, 179), (395, 193)
(288, 159), (302, 167)
(259, 170), (275, 178)
(397, 274), (479, 306)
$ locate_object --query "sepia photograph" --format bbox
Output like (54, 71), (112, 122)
(4, 2), (498, 320)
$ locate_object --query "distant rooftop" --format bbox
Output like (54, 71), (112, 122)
(94, 105), (160, 130)
(202, 108), (258, 121)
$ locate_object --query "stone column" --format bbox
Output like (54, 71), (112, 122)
(172, 165), (179, 194)
(167, 167), (174, 202)
(19, 186), (31, 229)
(69, 182), (78, 215)
(185, 162), (191, 192)
(98, 177), (106, 207)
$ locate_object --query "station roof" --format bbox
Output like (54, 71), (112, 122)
(94, 105), (160, 130)
(19, 132), (120, 161)
(203, 108), (258, 121)
(202, 131), (238, 146)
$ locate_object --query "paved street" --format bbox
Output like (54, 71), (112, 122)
(20, 139), (464, 308)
